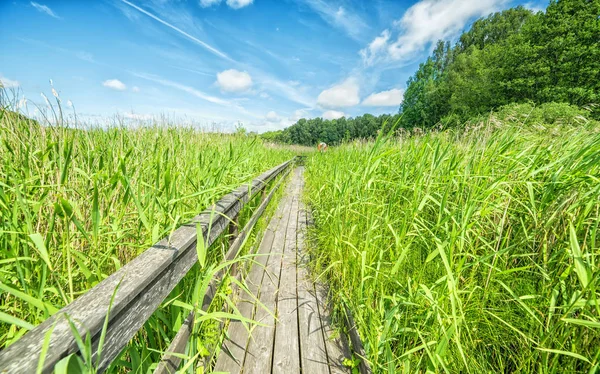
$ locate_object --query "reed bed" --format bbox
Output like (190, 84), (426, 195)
(0, 97), (293, 371)
(305, 119), (600, 373)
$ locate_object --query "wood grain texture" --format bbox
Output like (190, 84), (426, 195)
(242, 176), (296, 373)
(314, 284), (351, 374)
(0, 160), (292, 374)
(296, 201), (330, 374)
(213, 183), (289, 373)
(272, 180), (301, 374)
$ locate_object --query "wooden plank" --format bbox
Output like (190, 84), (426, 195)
(272, 175), (301, 374)
(242, 176), (297, 373)
(0, 160), (292, 374)
(314, 284), (351, 374)
(296, 200), (330, 374)
(156, 167), (292, 374)
(213, 190), (290, 373)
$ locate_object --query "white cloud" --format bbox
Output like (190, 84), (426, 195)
(199, 0), (254, 9)
(103, 79), (127, 91)
(199, 0), (221, 6)
(360, 29), (391, 66)
(362, 0), (505, 65)
(135, 72), (229, 105)
(132, 86), (140, 92)
(302, 0), (368, 41)
(523, 2), (545, 13)
(216, 69), (253, 93)
(259, 92), (270, 99)
(123, 112), (154, 120)
(0, 75), (20, 88)
(226, 0), (254, 9)
(322, 110), (345, 120)
(121, 0), (232, 61)
(31, 2), (60, 19)
(265, 111), (280, 122)
(317, 78), (360, 109)
(76, 51), (94, 63)
(363, 88), (404, 106)
(290, 109), (310, 122)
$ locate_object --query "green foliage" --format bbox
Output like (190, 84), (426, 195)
(304, 118), (600, 372)
(401, 0), (600, 127)
(0, 94), (293, 371)
(261, 113), (402, 146)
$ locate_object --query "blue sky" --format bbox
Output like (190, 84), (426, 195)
(0, 0), (546, 131)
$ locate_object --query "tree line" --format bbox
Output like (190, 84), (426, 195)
(262, 0), (599, 146)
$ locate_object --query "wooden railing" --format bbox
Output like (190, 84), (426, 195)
(0, 159), (294, 373)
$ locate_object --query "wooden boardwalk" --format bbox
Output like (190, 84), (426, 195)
(214, 167), (349, 374)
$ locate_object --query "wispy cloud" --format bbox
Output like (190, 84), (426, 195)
(76, 51), (94, 63)
(0, 75), (20, 88)
(226, 0), (254, 9)
(31, 2), (60, 19)
(299, 0), (368, 41)
(132, 72), (262, 120)
(200, 0), (254, 9)
(134, 72), (229, 105)
(361, 0), (506, 66)
(120, 0), (233, 62)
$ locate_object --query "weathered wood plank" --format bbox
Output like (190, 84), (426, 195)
(213, 188), (290, 373)
(155, 167), (292, 374)
(242, 177), (297, 373)
(296, 200), (330, 374)
(0, 160), (292, 374)
(272, 184), (301, 374)
(314, 284), (351, 374)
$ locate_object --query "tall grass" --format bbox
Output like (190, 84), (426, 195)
(0, 92), (293, 371)
(305, 118), (600, 372)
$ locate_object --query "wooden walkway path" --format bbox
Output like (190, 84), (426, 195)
(214, 167), (349, 374)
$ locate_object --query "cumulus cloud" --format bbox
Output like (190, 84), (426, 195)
(317, 78), (360, 109)
(103, 79), (127, 91)
(0, 75), (20, 88)
(361, 0), (505, 65)
(31, 2), (60, 19)
(216, 69), (253, 93)
(322, 110), (345, 120)
(362, 88), (404, 106)
(199, 0), (254, 9)
(290, 109), (310, 122)
(265, 111), (280, 122)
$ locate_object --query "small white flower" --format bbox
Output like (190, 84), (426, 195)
(49, 79), (53, 87)
(67, 100), (73, 108)
(52, 88), (59, 98)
